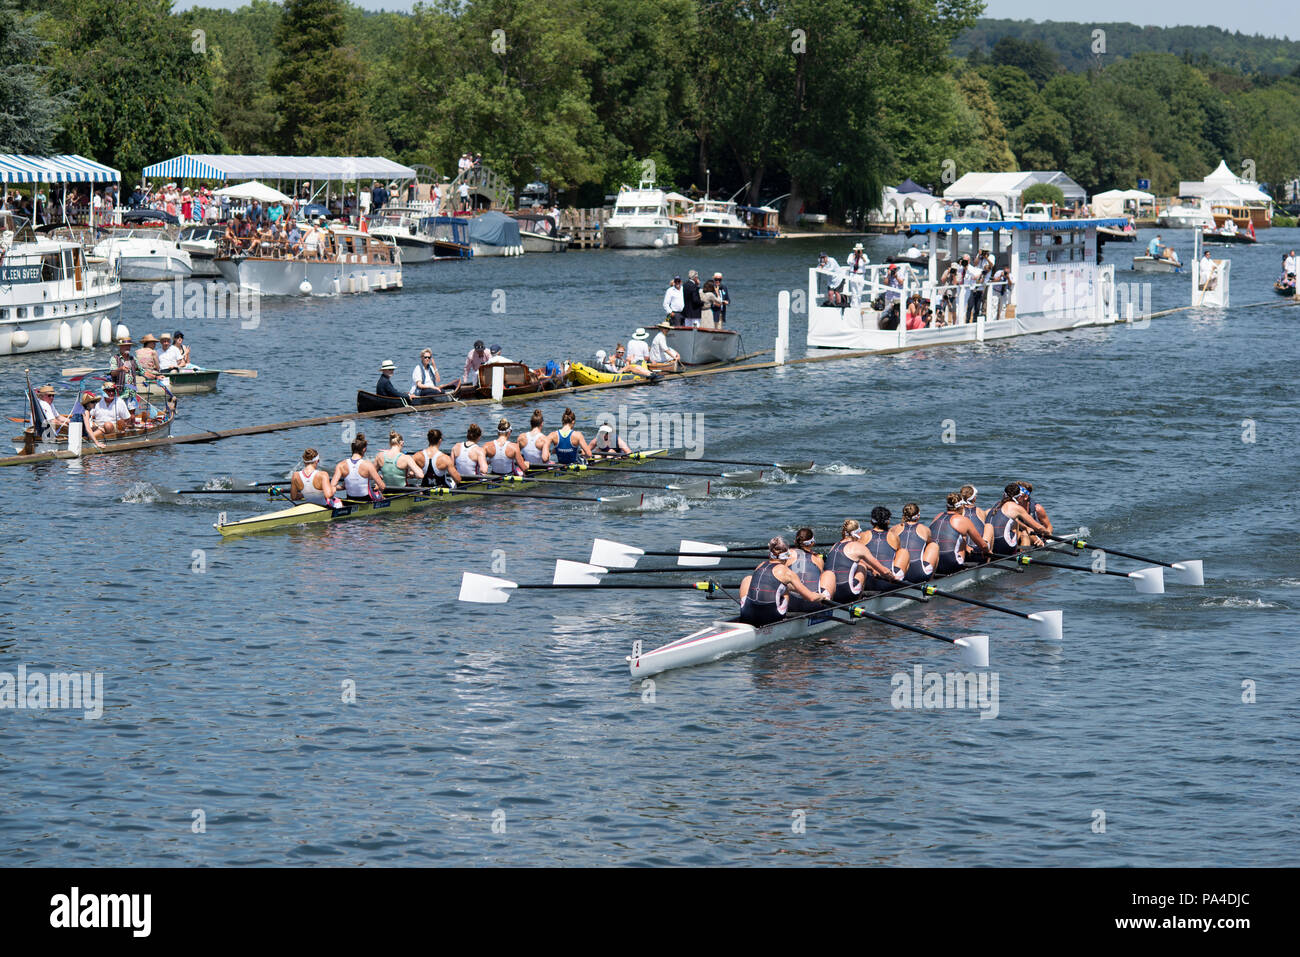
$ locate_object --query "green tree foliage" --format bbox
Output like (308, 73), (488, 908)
(1021, 182), (1064, 206)
(990, 36), (1059, 87)
(184, 1), (281, 154)
(269, 0), (383, 154)
(0, 0), (66, 153)
(39, 0), (222, 178)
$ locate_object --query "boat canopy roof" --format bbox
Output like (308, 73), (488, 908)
(908, 216), (1129, 233)
(141, 154), (415, 182)
(467, 210), (521, 245)
(0, 153), (120, 183)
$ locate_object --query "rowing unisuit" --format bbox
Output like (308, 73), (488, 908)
(453, 423), (487, 477)
(739, 537), (828, 626)
(482, 418), (528, 475)
(291, 448), (336, 506)
(989, 483), (1051, 554)
(894, 503), (937, 583)
(333, 434), (385, 499)
(519, 410), (549, 466)
(547, 408), (592, 465)
(415, 429), (460, 489)
(785, 528), (825, 613)
(863, 507), (905, 590)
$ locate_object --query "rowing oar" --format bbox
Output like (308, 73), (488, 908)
(654, 457), (814, 471)
(492, 474), (710, 495)
(458, 573), (736, 603)
(590, 538), (768, 569)
(1015, 553), (1165, 593)
(1041, 533), (1204, 585)
(897, 583), (1063, 641)
(556, 461), (761, 481)
(201, 367), (258, 378)
(552, 560), (753, 584)
(380, 485), (634, 505)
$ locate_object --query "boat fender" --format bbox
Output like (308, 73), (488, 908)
(331, 279), (341, 295)
(299, 280), (312, 295)
(58, 322), (72, 351)
(80, 320), (94, 349)
(9, 328), (29, 348)
(97, 316), (112, 343)
(116, 322), (130, 342)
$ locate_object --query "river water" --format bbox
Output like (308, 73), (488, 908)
(1, 228), (1296, 866)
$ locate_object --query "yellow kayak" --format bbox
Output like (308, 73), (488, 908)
(567, 361), (641, 386)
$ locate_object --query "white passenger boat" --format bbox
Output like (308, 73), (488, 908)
(628, 545), (1064, 677)
(1157, 200), (1215, 229)
(603, 181), (678, 249)
(178, 224), (223, 277)
(91, 228), (192, 280)
(367, 204), (438, 263)
(0, 224), (123, 356)
(214, 227), (402, 295)
(805, 215), (1131, 352)
(655, 323), (742, 365)
(691, 199), (751, 243)
(1131, 255), (1183, 273)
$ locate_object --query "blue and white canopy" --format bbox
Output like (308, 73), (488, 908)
(141, 155), (416, 182)
(0, 154), (120, 183)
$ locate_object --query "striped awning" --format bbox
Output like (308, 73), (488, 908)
(0, 154), (120, 183)
(141, 155), (417, 182)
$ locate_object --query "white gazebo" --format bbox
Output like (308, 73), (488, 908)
(943, 171), (1086, 216)
(1090, 188), (1155, 218)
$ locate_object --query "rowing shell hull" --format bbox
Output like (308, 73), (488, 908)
(628, 545), (1060, 677)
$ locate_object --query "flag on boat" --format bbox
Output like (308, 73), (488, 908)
(25, 373), (52, 440)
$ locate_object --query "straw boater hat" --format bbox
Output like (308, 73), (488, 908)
(139, 334), (158, 345)
(37, 385), (55, 396)
(380, 359), (395, 371)
(81, 391), (100, 405)
(853, 242), (864, 251)
(632, 328), (649, 341)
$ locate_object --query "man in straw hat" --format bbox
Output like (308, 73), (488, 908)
(847, 242), (869, 276)
(33, 384), (69, 431)
(375, 359), (404, 399)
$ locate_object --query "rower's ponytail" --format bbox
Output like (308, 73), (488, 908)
(795, 527), (815, 550)
(870, 506), (891, 530)
(562, 408), (576, 425)
(840, 518), (860, 540)
(947, 492), (962, 509)
(902, 502), (919, 521)
(389, 430), (402, 446)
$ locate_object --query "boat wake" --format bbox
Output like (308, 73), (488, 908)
(814, 461), (868, 476)
(121, 481), (188, 505)
(1198, 596), (1279, 609)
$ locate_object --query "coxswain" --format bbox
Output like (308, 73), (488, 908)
(518, 410), (551, 467)
(547, 408), (593, 465)
(413, 428), (462, 488)
(590, 423), (630, 456)
(481, 418), (529, 475)
(823, 518), (900, 602)
(290, 448), (339, 506)
(333, 434), (386, 499)
(783, 528), (828, 613)
(862, 507), (908, 589)
(374, 430), (422, 487)
(738, 537), (829, 626)
(892, 503), (939, 583)
(988, 483), (1051, 555)
(33, 384), (69, 432)
(1013, 480), (1053, 535)
(929, 492), (991, 574)
(453, 423), (489, 477)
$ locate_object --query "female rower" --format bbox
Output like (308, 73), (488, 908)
(290, 448), (338, 506)
(892, 503), (939, 583)
(929, 492), (990, 574)
(738, 537), (829, 626)
(333, 434), (385, 500)
(988, 483), (1052, 555)
(784, 528), (827, 613)
(453, 423), (488, 477)
(823, 518), (899, 602)
(414, 428), (462, 489)
(518, 410), (551, 467)
(375, 431), (423, 488)
(1013, 479), (1053, 535)
(547, 408), (593, 465)
(482, 418), (529, 475)
(861, 507), (907, 590)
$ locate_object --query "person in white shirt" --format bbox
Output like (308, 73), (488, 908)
(662, 275), (684, 322)
(845, 242), (870, 276)
(411, 348), (442, 397)
(817, 251), (846, 305)
(1282, 250), (1296, 277)
(649, 328), (680, 365)
(34, 385), (68, 432)
(158, 332), (187, 371)
(626, 328), (653, 365)
(93, 383), (132, 435)
(485, 344), (513, 364)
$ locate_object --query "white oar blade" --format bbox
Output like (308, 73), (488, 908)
(1027, 610), (1064, 642)
(1170, 559), (1204, 586)
(1128, 566), (1165, 594)
(553, 560), (608, 586)
(775, 460), (814, 471)
(722, 469), (760, 483)
(954, 634), (990, 668)
(677, 539), (727, 568)
(597, 493), (642, 510)
(671, 478), (711, 497)
(459, 572), (518, 604)
(591, 538), (644, 569)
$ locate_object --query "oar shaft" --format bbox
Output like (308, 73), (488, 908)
(1047, 534), (1174, 570)
(518, 581), (724, 591)
(1022, 556), (1130, 578)
(847, 606), (958, 645)
(602, 565), (755, 576)
(919, 586), (1033, 620)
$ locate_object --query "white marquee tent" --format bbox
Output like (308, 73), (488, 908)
(943, 171), (1085, 214)
(1090, 188), (1155, 218)
(1178, 160), (1270, 204)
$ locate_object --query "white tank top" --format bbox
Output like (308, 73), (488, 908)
(521, 429), (545, 465)
(455, 441), (480, 477)
(489, 436), (514, 474)
(297, 468), (328, 506)
(342, 456), (370, 497)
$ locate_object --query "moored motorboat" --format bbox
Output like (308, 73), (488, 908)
(215, 227), (402, 295)
(177, 224), (224, 277)
(510, 212), (570, 253)
(656, 323), (742, 365)
(467, 210), (524, 256)
(368, 205), (438, 263)
(1201, 225), (1256, 245)
(91, 227), (193, 280)
(603, 181), (678, 249)
(691, 199), (751, 243)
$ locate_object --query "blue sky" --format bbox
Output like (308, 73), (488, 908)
(172, 0), (1299, 36)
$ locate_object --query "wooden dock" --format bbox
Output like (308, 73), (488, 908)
(560, 208), (608, 249)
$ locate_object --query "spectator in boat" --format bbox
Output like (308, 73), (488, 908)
(1146, 234), (1164, 259)
(286, 222), (302, 256)
(713, 272), (729, 324)
(463, 340), (492, 387)
(699, 278), (722, 329)
(300, 221), (320, 259)
(663, 274), (684, 323)
(77, 393), (108, 449)
(97, 382), (133, 435)
(180, 188), (193, 222)
(626, 328), (652, 366)
(135, 334), (161, 377)
(649, 327), (681, 366)
(160, 332), (191, 371)
(128, 185), (145, 208)
(109, 338), (139, 392)
(682, 270), (703, 327)
(375, 359), (404, 399)
(486, 343), (515, 365)
(905, 295), (927, 330)
(267, 199), (284, 224)
(411, 349), (443, 397)
(1284, 250), (1297, 278)
(34, 385), (69, 432)
(248, 199), (262, 224)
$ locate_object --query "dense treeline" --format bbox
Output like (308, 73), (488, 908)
(4, 0), (1300, 218)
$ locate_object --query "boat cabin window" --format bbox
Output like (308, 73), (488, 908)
(42, 252), (63, 280)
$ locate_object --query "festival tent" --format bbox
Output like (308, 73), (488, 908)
(1090, 188), (1155, 218)
(1178, 160), (1271, 204)
(943, 171), (1085, 214)
(141, 155), (415, 183)
(896, 178), (932, 194)
(213, 181), (293, 203)
(0, 154), (120, 183)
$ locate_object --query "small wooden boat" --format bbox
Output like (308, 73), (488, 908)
(1097, 225), (1137, 242)
(1274, 278), (1295, 297)
(1201, 227), (1256, 245)
(135, 369), (221, 395)
(356, 389), (456, 413)
(12, 405), (175, 455)
(655, 323), (742, 364)
(673, 217), (701, 246)
(1131, 255), (1183, 273)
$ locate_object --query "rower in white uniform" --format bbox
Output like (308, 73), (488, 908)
(518, 410), (551, 467)
(413, 428), (462, 489)
(481, 417), (530, 475)
(453, 423), (489, 477)
(290, 448), (340, 506)
(590, 423), (630, 456)
(332, 434), (386, 499)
